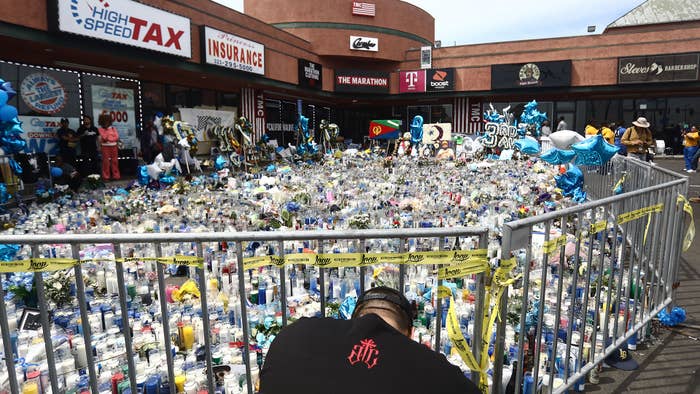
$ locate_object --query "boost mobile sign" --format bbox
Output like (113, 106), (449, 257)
(57, 0), (192, 57)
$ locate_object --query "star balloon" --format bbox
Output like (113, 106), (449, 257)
(539, 148), (576, 165)
(571, 135), (619, 166)
(514, 137), (540, 155)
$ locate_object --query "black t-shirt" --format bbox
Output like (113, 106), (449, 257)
(260, 314), (479, 394)
(77, 125), (99, 155)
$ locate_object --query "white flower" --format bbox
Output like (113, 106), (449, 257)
(53, 282), (62, 290)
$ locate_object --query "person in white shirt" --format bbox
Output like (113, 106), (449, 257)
(556, 116), (568, 131)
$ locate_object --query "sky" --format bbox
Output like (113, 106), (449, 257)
(211, 0), (647, 45)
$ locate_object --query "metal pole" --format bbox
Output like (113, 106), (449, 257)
(563, 213), (583, 384)
(196, 242), (215, 394)
(236, 242), (254, 394)
(278, 240), (288, 326)
(473, 231), (488, 385)
(548, 216), (567, 394)
(0, 263), (19, 394)
(31, 244), (59, 394)
(318, 239), (326, 317)
(492, 285), (508, 394)
(72, 245), (99, 394)
(359, 239), (366, 293)
(531, 221), (552, 391)
(435, 236), (445, 354)
(113, 244), (137, 394)
(398, 237), (406, 293)
(155, 243), (176, 394)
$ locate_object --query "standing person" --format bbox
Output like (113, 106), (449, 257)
(55, 118), (79, 165)
(76, 115), (100, 175)
(614, 121), (627, 156)
(687, 125), (700, 172)
(556, 116), (568, 131)
(600, 122), (615, 145)
(260, 286), (479, 394)
(139, 119), (159, 163)
(98, 114), (121, 181)
(540, 120), (552, 138)
(584, 120), (598, 138)
(621, 117), (655, 162)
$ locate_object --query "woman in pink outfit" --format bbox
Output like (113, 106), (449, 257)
(98, 114), (121, 181)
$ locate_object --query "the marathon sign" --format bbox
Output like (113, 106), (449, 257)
(481, 122), (518, 150)
(57, 0), (192, 57)
(399, 69), (455, 93)
(204, 26), (265, 75)
(491, 60), (572, 89)
(298, 59), (323, 89)
(618, 53), (699, 84)
(334, 70), (389, 93)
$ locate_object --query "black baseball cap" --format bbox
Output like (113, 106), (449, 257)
(352, 286), (414, 327)
(604, 339), (639, 370)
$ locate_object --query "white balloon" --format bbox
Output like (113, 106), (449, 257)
(146, 163), (162, 180)
(549, 130), (584, 150)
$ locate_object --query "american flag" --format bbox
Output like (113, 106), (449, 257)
(352, 2), (376, 16)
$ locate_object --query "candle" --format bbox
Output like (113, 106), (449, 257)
(111, 372), (124, 394)
(174, 375), (186, 393)
(144, 376), (160, 394)
(184, 381), (197, 394)
(181, 325), (194, 351)
(22, 382), (38, 394)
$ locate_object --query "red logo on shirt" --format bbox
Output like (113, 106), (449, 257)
(348, 338), (380, 369)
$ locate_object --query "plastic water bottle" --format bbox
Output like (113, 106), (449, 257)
(523, 372), (534, 394)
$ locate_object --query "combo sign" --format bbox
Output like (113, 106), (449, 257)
(57, 0), (192, 57)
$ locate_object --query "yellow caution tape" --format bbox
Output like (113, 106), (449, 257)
(437, 285), (453, 298)
(589, 220), (608, 235)
(0, 254), (205, 273)
(445, 257), (520, 394)
(243, 249), (488, 270)
(438, 259), (490, 280)
(0, 258), (78, 273)
(542, 235), (567, 255)
(678, 194), (695, 252)
(617, 203), (663, 225)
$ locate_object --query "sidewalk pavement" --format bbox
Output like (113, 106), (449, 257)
(589, 157), (700, 393)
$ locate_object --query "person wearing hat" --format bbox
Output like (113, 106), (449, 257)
(621, 117), (655, 161)
(55, 118), (79, 165)
(260, 286), (479, 394)
(436, 140), (455, 161)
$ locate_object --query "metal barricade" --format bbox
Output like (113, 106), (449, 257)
(0, 227), (488, 394)
(496, 155), (689, 394)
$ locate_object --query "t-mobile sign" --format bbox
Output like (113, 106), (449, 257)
(399, 70), (426, 93)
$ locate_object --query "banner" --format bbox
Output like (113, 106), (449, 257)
(23, 116), (80, 155)
(422, 123), (452, 145)
(204, 26), (265, 75)
(491, 60), (572, 89)
(179, 108), (236, 141)
(335, 70), (389, 93)
(91, 85), (137, 149)
(618, 53), (699, 84)
(481, 122), (518, 149)
(57, 0), (192, 57)
(369, 120), (401, 139)
(298, 59), (323, 90)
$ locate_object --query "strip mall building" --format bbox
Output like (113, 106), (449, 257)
(1, 0), (699, 154)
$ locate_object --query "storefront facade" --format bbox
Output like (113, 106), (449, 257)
(0, 0), (699, 152)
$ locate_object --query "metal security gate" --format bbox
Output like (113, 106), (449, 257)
(0, 227), (489, 394)
(496, 156), (689, 393)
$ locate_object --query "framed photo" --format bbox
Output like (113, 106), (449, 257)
(19, 308), (42, 331)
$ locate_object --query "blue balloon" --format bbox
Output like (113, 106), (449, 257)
(51, 167), (63, 178)
(138, 166), (150, 185)
(0, 105), (18, 122)
(514, 137), (540, 155)
(9, 159), (22, 175)
(571, 135), (619, 166)
(410, 115), (424, 145)
(540, 148), (576, 165)
(0, 91), (7, 106)
(215, 155), (227, 171)
(1, 82), (16, 100)
(555, 164), (586, 203)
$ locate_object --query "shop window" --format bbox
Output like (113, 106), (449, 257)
(82, 73), (140, 150)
